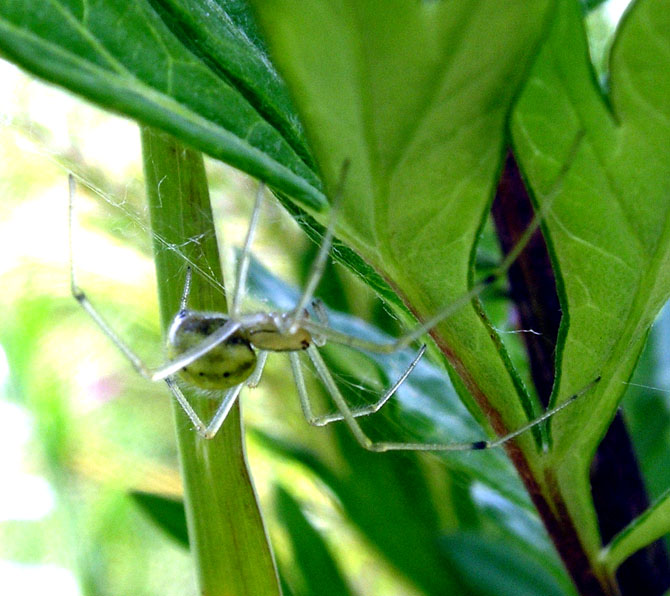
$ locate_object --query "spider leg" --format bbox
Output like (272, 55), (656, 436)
(179, 266), (193, 312)
(290, 350), (378, 426)
(287, 214), (335, 330)
(246, 350), (269, 389)
(201, 384), (245, 439)
(302, 320), (400, 354)
(72, 280), (241, 382)
(164, 376), (207, 435)
(291, 345), (426, 426)
(305, 344), (404, 450)
(310, 299), (328, 347)
(302, 260), (535, 354)
(289, 352), (319, 424)
(301, 275), (521, 355)
(165, 377), (244, 439)
(231, 183), (264, 317)
(287, 162), (349, 330)
(312, 298), (329, 325)
(307, 345), (598, 452)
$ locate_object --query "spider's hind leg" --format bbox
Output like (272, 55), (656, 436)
(292, 345), (425, 428)
(287, 162), (350, 331)
(304, 345), (599, 453)
(231, 183), (265, 317)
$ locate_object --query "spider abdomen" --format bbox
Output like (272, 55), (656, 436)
(167, 311), (257, 390)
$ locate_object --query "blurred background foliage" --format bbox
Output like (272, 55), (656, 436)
(3, 2), (669, 596)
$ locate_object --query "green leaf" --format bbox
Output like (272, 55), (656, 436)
(0, 0), (324, 209)
(600, 488), (670, 575)
(440, 533), (573, 596)
(148, 0), (311, 164)
(274, 486), (354, 596)
(622, 305), (670, 501)
(248, 0), (564, 472)
(258, 432), (473, 596)
(131, 491), (189, 548)
(512, 0), (670, 559)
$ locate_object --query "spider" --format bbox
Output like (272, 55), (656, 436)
(68, 171), (595, 453)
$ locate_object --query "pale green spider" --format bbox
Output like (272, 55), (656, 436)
(69, 170), (594, 452)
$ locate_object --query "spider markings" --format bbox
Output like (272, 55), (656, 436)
(168, 312), (257, 390)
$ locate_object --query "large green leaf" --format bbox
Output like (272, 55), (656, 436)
(246, 0), (561, 530)
(0, 0), (324, 209)
(512, 0), (670, 565)
(2, 0), (563, 465)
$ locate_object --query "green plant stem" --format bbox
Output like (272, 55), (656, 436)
(141, 127), (280, 596)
